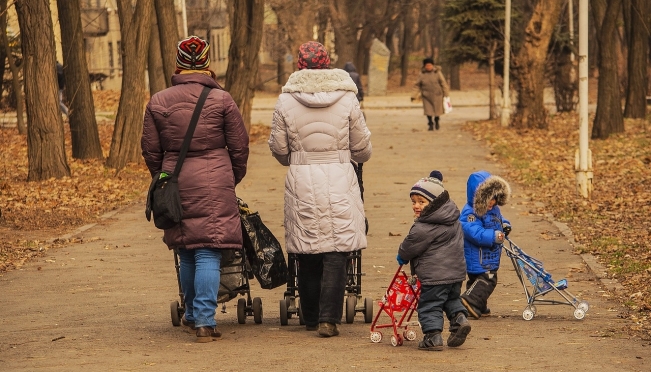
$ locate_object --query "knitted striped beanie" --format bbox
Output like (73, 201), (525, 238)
(410, 171), (445, 202)
(176, 36), (210, 72)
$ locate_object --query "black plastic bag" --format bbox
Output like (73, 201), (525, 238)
(146, 172), (183, 230)
(238, 199), (288, 290)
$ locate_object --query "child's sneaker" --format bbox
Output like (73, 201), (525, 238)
(461, 296), (481, 319)
(418, 332), (444, 351)
(447, 312), (471, 347)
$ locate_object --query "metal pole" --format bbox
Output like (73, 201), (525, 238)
(500, 0), (512, 127)
(568, 0), (575, 62)
(575, 0), (592, 198)
(181, 0), (188, 38)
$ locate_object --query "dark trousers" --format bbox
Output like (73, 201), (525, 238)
(418, 282), (467, 334)
(463, 271), (498, 313)
(296, 252), (348, 326)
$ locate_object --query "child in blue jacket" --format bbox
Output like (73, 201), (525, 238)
(460, 171), (511, 319)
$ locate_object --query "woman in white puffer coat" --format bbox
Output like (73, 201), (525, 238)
(268, 41), (372, 337)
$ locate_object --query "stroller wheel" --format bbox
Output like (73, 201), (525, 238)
(403, 329), (417, 341)
(578, 301), (589, 313)
(253, 297), (263, 324)
(529, 305), (537, 315)
(370, 331), (382, 343)
(237, 298), (246, 324)
(390, 335), (403, 347)
(573, 308), (586, 320)
(345, 296), (357, 324)
(364, 298), (374, 323)
(279, 300), (289, 326)
(170, 301), (181, 327)
(522, 308), (534, 321)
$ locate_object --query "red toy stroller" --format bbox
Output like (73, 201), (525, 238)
(370, 265), (421, 346)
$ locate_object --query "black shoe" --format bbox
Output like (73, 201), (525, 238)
(435, 121), (440, 130)
(418, 332), (444, 351)
(447, 313), (471, 347)
(461, 296), (481, 320)
(428, 123), (434, 131)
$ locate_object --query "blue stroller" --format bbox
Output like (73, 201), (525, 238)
(503, 237), (589, 320)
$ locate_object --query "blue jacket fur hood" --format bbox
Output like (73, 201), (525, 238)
(460, 171), (511, 274)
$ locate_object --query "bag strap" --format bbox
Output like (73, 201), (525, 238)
(172, 86), (212, 178)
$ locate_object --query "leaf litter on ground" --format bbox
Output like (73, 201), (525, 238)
(463, 113), (650, 339)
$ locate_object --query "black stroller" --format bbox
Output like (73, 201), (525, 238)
(279, 162), (374, 325)
(170, 245), (264, 326)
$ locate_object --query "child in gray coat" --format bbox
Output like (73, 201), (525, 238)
(396, 171), (471, 350)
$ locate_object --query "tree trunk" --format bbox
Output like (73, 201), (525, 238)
(449, 64), (460, 90)
(399, 5), (414, 87)
(107, 0), (152, 170)
(0, 0), (25, 134)
(15, 0), (70, 180)
(154, 0), (179, 86)
(511, 0), (563, 129)
(57, 0), (104, 160)
(591, 0), (624, 139)
(488, 41), (497, 120)
(225, 0), (264, 133)
(623, 0), (648, 119)
(329, 0), (362, 69)
(148, 6), (166, 96)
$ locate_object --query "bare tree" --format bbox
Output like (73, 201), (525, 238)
(107, 0), (152, 169)
(400, 3), (415, 86)
(623, 0), (648, 119)
(269, 0), (317, 81)
(328, 0), (364, 68)
(0, 0), (25, 134)
(148, 6), (166, 95)
(225, 0), (264, 132)
(57, 0), (104, 160)
(15, 0), (70, 180)
(154, 0), (179, 86)
(591, 0), (624, 139)
(511, 0), (563, 129)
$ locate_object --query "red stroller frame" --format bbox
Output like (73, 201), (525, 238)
(370, 265), (421, 346)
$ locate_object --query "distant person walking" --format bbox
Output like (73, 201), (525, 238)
(411, 58), (449, 131)
(141, 35), (249, 343)
(56, 62), (69, 117)
(343, 61), (364, 104)
(268, 41), (372, 338)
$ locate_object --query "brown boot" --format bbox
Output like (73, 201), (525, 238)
(196, 326), (222, 343)
(317, 322), (339, 337)
(182, 315), (196, 330)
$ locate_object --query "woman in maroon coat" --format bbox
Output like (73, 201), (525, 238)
(141, 36), (249, 342)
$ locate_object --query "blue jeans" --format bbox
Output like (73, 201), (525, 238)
(177, 248), (222, 328)
(418, 282), (467, 334)
(297, 252), (348, 326)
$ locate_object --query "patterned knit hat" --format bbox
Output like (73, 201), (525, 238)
(176, 36), (210, 72)
(410, 173), (445, 202)
(297, 41), (331, 70)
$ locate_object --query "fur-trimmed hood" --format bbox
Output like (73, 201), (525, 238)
(282, 69), (358, 108)
(466, 171), (511, 217)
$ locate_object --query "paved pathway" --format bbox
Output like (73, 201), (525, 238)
(0, 98), (647, 371)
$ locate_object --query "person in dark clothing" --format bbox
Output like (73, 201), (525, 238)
(343, 61), (364, 103)
(397, 170), (471, 351)
(56, 62), (69, 116)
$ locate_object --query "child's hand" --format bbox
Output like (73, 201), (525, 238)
(494, 230), (505, 243)
(396, 254), (408, 265)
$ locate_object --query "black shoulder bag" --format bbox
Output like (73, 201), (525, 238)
(146, 86), (211, 229)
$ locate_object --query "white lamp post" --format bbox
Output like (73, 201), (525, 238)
(575, 0), (592, 198)
(500, 0), (512, 127)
